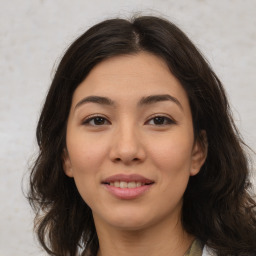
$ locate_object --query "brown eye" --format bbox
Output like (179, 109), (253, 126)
(147, 116), (176, 126)
(83, 116), (110, 126)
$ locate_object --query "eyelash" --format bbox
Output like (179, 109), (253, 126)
(82, 115), (111, 126)
(82, 115), (176, 126)
(146, 115), (176, 126)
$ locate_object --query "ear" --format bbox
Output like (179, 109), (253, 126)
(62, 148), (74, 177)
(190, 130), (208, 176)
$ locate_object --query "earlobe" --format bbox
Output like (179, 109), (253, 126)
(62, 148), (74, 177)
(190, 130), (208, 176)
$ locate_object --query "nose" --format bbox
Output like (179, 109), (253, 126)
(109, 123), (146, 165)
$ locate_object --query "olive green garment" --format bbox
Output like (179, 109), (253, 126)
(184, 239), (204, 256)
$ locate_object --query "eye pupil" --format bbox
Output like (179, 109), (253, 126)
(94, 117), (105, 125)
(154, 117), (165, 124)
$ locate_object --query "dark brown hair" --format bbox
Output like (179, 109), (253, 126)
(28, 16), (256, 256)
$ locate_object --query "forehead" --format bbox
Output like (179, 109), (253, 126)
(71, 52), (190, 110)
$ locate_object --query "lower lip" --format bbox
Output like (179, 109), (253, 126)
(103, 184), (153, 199)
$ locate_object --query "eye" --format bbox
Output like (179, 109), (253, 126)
(82, 115), (110, 126)
(146, 116), (176, 126)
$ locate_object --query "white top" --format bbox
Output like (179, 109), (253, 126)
(202, 245), (216, 256)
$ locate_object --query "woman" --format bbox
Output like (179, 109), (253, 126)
(28, 16), (256, 256)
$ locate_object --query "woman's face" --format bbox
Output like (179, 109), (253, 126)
(63, 52), (206, 231)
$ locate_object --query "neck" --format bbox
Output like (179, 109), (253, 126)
(95, 215), (194, 256)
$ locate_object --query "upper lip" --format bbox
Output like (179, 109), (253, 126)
(102, 174), (154, 184)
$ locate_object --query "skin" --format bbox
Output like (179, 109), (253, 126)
(63, 52), (207, 256)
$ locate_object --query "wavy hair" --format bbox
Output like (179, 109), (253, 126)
(27, 16), (256, 256)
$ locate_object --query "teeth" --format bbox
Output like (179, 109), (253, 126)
(109, 181), (145, 188)
(128, 181), (136, 188)
(136, 182), (142, 187)
(120, 181), (127, 188)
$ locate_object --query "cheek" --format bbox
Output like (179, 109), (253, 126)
(66, 133), (109, 206)
(148, 130), (194, 174)
(147, 133), (193, 210)
(67, 131), (109, 171)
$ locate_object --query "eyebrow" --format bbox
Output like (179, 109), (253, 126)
(74, 94), (183, 111)
(75, 96), (115, 109)
(138, 94), (183, 110)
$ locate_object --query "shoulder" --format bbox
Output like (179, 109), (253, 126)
(202, 245), (256, 256)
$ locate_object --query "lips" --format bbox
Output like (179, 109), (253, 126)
(109, 181), (147, 188)
(102, 174), (154, 184)
(102, 174), (154, 199)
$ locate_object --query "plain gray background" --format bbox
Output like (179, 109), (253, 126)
(0, 0), (255, 255)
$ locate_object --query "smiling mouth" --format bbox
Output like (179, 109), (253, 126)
(103, 181), (154, 188)
(102, 174), (155, 199)
(102, 179), (154, 199)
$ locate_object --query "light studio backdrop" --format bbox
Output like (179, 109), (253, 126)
(0, 0), (255, 255)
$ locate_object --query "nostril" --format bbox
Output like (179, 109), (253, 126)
(114, 157), (141, 163)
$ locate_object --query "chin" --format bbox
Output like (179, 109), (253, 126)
(93, 207), (153, 231)
(114, 216), (150, 230)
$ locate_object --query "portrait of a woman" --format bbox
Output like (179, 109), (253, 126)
(28, 16), (256, 256)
